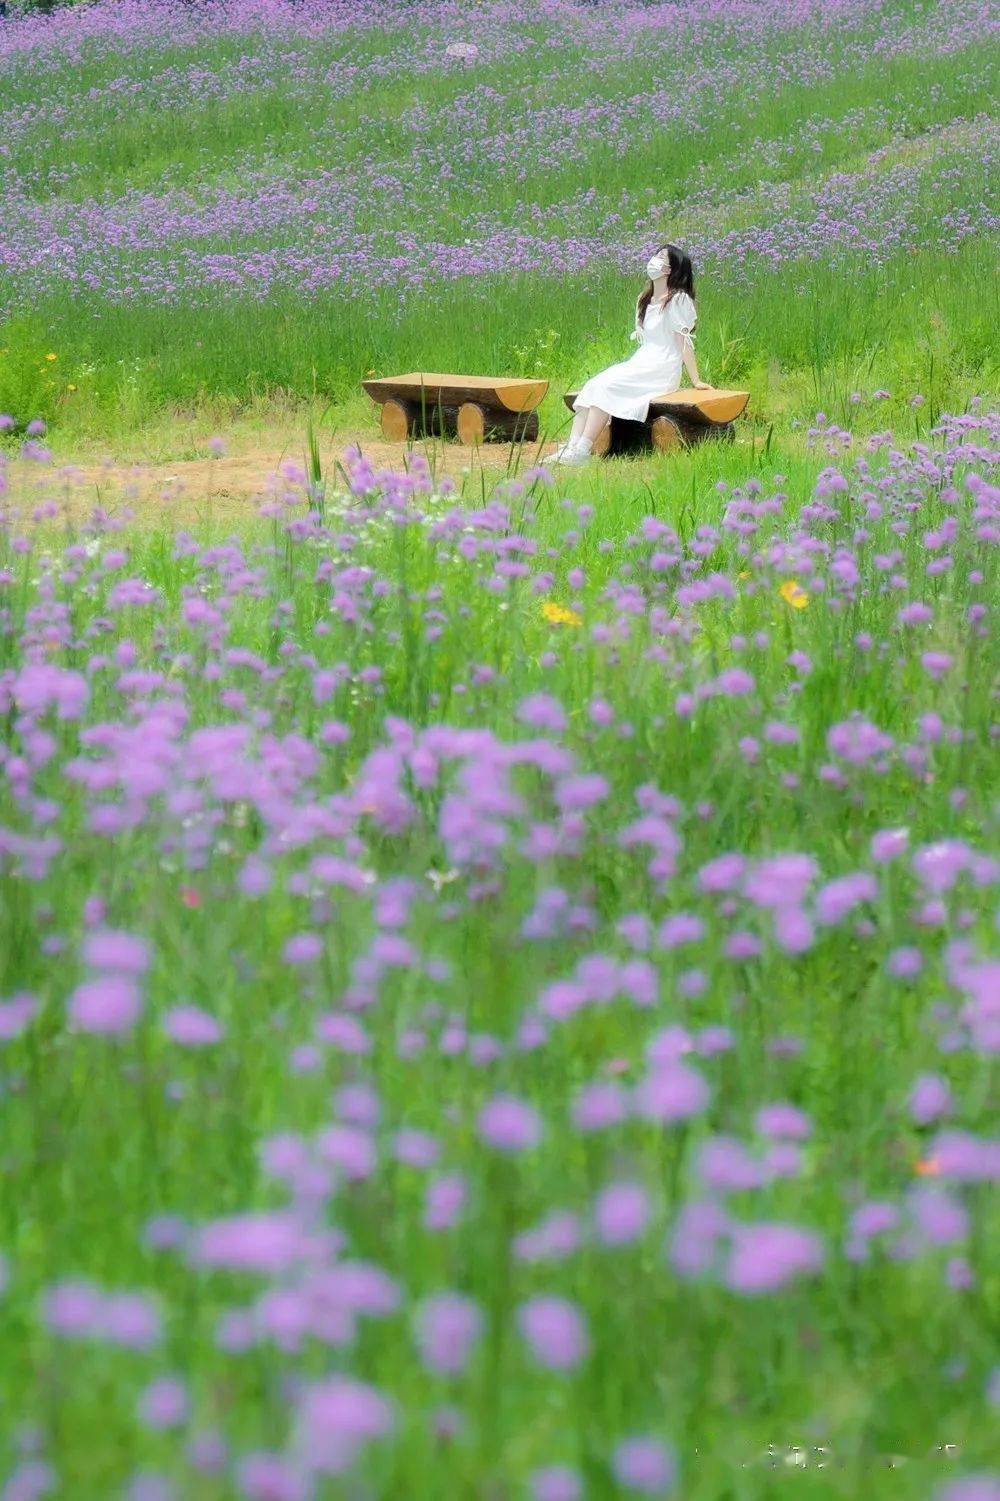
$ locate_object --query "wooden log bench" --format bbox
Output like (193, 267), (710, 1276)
(562, 387), (749, 457)
(362, 372), (548, 445)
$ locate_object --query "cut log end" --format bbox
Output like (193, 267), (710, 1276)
(650, 415), (684, 452)
(380, 399), (411, 443)
(456, 401), (539, 445)
(457, 402), (486, 445)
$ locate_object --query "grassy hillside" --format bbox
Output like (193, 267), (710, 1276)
(0, 0), (997, 444)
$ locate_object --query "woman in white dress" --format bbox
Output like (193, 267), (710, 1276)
(551, 243), (709, 465)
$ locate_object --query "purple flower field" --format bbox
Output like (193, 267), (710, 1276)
(0, 403), (998, 1496)
(0, 0), (998, 1493)
(0, 0), (996, 428)
(2, 115), (997, 309)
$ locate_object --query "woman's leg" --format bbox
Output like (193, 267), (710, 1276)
(581, 404), (611, 442)
(551, 405), (588, 461)
(568, 405), (589, 441)
(556, 400), (609, 461)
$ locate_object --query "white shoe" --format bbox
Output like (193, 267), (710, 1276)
(560, 443), (592, 465)
(548, 441), (576, 464)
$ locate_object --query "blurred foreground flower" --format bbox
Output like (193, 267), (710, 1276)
(612, 1437), (676, 1493)
(779, 580), (809, 609)
(724, 1221), (824, 1292)
(295, 1377), (393, 1475)
(934, 1476), (1000, 1501)
(68, 976), (141, 1035)
(517, 1296), (589, 1370)
(542, 601), (582, 626)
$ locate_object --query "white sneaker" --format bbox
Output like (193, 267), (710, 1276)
(548, 441), (576, 464)
(560, 443), (592, 465)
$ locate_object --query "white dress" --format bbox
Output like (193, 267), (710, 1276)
(572, 291), (697, 422)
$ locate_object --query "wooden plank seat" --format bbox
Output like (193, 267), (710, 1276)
(561, 387), (750, 457)
(362, 372), (549, 445)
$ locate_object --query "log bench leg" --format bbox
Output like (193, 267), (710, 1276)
(380, 397), (456, 442)
(602, 415), (734, 457)
(380, 399), (415, 442)
(380, 398), (540, 445)
(457, 402), (540, 445)
(650, 415), (684, 453)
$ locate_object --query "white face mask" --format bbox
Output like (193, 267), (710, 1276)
(646, 255), (666, 278)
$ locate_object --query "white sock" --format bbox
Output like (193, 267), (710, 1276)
(576, 436), (593, 454)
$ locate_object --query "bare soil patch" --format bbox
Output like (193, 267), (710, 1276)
(5, 423), (770, 528)
(4, 430), (554, 525)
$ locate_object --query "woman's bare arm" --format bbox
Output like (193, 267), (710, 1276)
(679, 332), (709, 388)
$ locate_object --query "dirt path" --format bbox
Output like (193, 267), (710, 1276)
(5, 430), (552, 525)
(6, 422), (772, 526)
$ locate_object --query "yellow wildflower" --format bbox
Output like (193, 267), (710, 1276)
(67, 384), (77, 392)
(45, 352), (57, 361)
(542, 600), (582, 626)
(779, 580), (809, 610)
(738, 570), (750, 580)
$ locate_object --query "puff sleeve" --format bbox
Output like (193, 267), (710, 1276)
(668, 291), (696, 351)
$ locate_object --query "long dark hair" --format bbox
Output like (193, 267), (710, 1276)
(637, 243), (695, 327)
